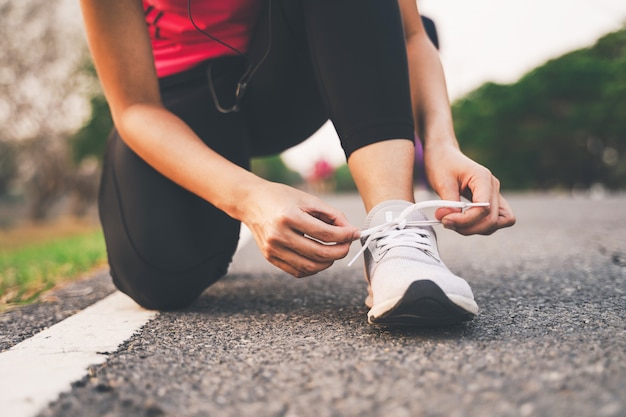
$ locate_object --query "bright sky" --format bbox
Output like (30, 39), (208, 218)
(282, 0), (626, 176)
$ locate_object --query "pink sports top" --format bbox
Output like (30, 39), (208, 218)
(144, 0), (264, 78)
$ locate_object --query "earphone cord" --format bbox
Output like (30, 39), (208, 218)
(187, 0), (273, 94)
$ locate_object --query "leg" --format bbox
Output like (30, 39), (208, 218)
(348, 139), (415, 212)
(99, 60), (249, 310)
(278, 0), (476, 326)
(282, 0), (416, 210)
(243, 0), (416, 209)
(241, 0), (329, 156)
(238, 0), (476, 326)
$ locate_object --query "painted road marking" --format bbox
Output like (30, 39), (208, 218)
(0, 224), (253, 417)
(0, 292), (157, 417)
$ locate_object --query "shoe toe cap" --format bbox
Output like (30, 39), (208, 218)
(370, 260), (475, 308)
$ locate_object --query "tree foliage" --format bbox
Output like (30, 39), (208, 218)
(452, 27), (626, 190)
(0, 0), (93, 219)
(69, 62), (113, 164)
(0, 141), (18, 195)
(250, 155), (303, 186)
(333, 164), (357, 192)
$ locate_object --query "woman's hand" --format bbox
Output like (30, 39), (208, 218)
(425, 144), (516, 235)
(241, 182), (361, 277)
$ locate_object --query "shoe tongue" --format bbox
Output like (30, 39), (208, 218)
(365, 200), (427, 228)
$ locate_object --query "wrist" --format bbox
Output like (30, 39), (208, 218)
(419, 118), (459, 151)
(423, 136), (460, 153)
(224, 173), (268, 222)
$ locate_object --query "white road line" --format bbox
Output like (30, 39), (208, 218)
(0, 224), (253, 417)
(0, 292), (157, 417)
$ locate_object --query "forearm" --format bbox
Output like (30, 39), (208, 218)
(405, 35), (459, 151)
(80, 0), (265, 220)
(116, 104), (264, 221)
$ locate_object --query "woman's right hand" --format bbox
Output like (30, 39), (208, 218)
(241, 182), (360, 278)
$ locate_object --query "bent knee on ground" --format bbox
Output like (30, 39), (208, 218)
(109, 254), (231, 311)
(122, 279), (204, 311)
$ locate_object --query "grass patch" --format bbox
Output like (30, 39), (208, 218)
(0, 229), (107, 309)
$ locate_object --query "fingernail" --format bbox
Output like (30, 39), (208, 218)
(443, 220), (456, 231)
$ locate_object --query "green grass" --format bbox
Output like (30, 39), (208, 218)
(0, 230), (107, 308)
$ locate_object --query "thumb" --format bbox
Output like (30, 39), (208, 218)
(434, 180), (461, 221)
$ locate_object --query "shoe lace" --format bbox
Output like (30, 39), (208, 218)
(347, 200), (489, 267)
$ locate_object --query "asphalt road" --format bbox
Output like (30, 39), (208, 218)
(3, 192), (625, 417)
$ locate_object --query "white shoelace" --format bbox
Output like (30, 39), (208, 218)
(347, 200), (489, 267)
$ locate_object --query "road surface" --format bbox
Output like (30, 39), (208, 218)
(1, 192), (625, 417)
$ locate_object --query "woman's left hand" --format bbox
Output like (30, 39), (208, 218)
(424, 144), (516, 235)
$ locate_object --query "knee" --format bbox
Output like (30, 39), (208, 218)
(127, 282), (202, 311)
(110, 260), (228, 311)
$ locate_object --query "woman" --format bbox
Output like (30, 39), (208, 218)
(79, 0), (515, 326)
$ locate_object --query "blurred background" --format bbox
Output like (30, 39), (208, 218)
(0, 0), (625, 307)
(284, 0), (626, 195)
(0, 0), (625, 227)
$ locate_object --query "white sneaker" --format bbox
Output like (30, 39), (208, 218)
(349, 200), (484, 327)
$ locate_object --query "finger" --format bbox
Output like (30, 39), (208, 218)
(258, 221), (336, 277)
(444, 208), (492, 235)
(292, 208), (360, 244)
(291, 234), (353, 263)
(268, 250), (334, 278)
(495, 194), (516, 229)
(441, 174), (497, 232)
(263, 224), (351, 264)
(434, 179), (462, 221)
(453, 191), (516, 236)
(436, 186), (477, 220)
(307, 206), (352, 228)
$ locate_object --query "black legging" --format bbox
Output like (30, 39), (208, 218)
(99, 0), (415, 310)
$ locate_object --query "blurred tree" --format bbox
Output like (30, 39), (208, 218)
(0, 0), (92, 220)
(22, 137), (72, 220)
(333, 164), (357, 192)
(250, 155), (303, 186)
(453, 27), (626, 190)
(0, 141), (19, 195)
(70, 61), (113, 164)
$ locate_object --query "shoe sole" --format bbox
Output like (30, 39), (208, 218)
(368, 280), (477, 327)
